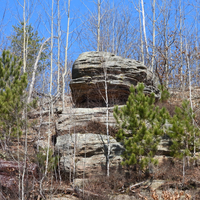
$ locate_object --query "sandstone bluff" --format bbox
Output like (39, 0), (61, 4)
(55, 51), (166, 178)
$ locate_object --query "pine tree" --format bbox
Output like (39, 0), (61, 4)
(10, 22), (49, 79)
(0, 50), (27, 141)
(158, 84), (170, 103)
(169, 100), (200, 164)
(114, 83), (170, 172)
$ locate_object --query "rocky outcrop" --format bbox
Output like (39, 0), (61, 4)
(56, 106), (120, 135)
(55, 133), (171, 178)
(55, 133), (124, 177)
(70, 51), (160, 107)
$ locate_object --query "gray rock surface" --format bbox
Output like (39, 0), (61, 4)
(56, 106), (120, 135)
(157, 138), (171, 156)
(150, 180), (166, 190)
(109, 195), (137, 200)
(55, 133), (124, 177)
(70, 51), (160, 107)
(47, 195), (79, 200)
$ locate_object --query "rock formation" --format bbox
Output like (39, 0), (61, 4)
(56, 106), (120, 135)
(54, 52), (166, 178)
(55, 133), (124, 177)
(55, 131), (171, 178)
(70, 51), (160, 107)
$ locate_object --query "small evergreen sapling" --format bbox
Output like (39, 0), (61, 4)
(169, 100), (200, 164)
(158, 84), (170, 103)
(0, 50), (27, 140)
(36, 147), (59, 174)
(114, 83), (170, 172)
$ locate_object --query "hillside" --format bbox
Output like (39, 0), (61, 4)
(1, 51), (200, 200)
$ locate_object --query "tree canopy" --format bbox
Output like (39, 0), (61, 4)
(114, 83), (170, 171)
(10, 22), (49, 79)
(169, 100), (200, 160)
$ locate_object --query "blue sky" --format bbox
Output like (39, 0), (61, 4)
(0, 0), (199, 92)
(1, 0), (126, 61)
(1, 0), (199, 61)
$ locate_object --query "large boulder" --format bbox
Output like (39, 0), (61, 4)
(70, 51), (159, 107)
(55, 133), (124, 177)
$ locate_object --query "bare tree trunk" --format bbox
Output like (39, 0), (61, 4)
(97, 0), (101, 51)
(96, 56), (110, 176)
(103, 62), (110, 177)
(22, 1), (27, 198)
(151, 0), (155, 72)
(179, 0), (183, 90)
(112, 0), (115, 53)
(139, 0), (144, 64)
(185, 40), (193, 110)
(27, 37), (50, 103)
(39, 1), (54, 198)
(183, 156), (185, 183)
(62, 0), (71, 112)
(185, 39), (195, 159)
(141, 0), (149, 63)
(57, 0), (61, 93)
(21, 105), (28, 200)
(23, 0), (26, 73)
(72, 129), (76, 188)
(163, 0), (169, 88)
(50, 0), (54, 116)
(17, 124), (21, 200)
(195, 4), (198, 86)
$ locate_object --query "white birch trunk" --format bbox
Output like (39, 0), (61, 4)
(141, 0), (149, 63)
(112, 0), (115, 53)
(27, 37), (50, 104)
(195, 5), (198, 86)
(185, 39), (195, 158)
(139, 0), (144, 64)
(21, 106), (28, 200)
(102, 57), (110, 177)
(163, 1), (168, 88)
(97, 0), (101, 52)
(21, 1), (27, 199)
(17, 133), (21, 200)
(62, 0), (71, 112)
(50, 0), (54, 116)
(23, 0), (26, 73)
(151, 0), (155, 72)
(179, 0), (183, 90)
(57, 0), (61, 93)
(39, 1), (54, 198)
(185, 39), (193, 117)
(72, 130), (76, 188)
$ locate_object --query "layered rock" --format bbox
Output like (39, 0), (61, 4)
(56, 106), (120, 135)
(55, 133), (124, 177)
(70, 51), (159, 107)
(55, 133), (171, 179)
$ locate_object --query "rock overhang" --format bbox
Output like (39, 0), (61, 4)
(70, 51), (160, 108)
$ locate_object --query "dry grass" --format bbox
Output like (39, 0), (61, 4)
(74, 120), (118, 138)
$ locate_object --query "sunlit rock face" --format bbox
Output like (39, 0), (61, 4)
(70, 51), (160, 108)
(55, 133), (124, 177)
